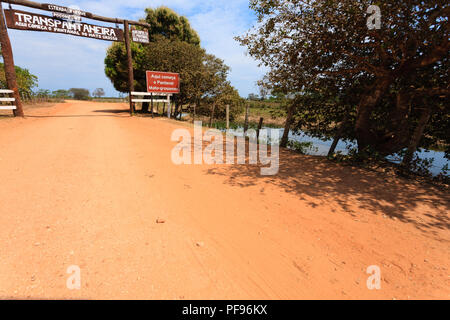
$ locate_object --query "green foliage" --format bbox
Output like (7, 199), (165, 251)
(238, 0), (449, 162)
(105, 6), (238, 113)
(69, 88), (90, 100)
(140, 36), (207, 106)
(0, 63), (38, 99)
(105, 6), (201, 94)
(144, 7), (200, 46)
(287, 140), (318, 155)
(92, 88), (105, 98)
(52, 89), (70, 99)
(198, 84), (244, 121)
(35, 89), (51, 98)
(247, 93), (259, 101)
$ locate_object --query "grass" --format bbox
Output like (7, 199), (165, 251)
(239, 100), (286, 127)
(91, 97), (128, 103)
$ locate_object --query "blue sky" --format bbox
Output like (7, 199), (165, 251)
(7, 0), (266, 97)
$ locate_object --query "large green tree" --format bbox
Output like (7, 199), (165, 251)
(144, 7), (200, 45)
(69, 88), (90, 100)
(105, 6), (236, 116)
(237, 0), (449, 159)
(140, 35), (205, 113)
(104, 7), (200, 95)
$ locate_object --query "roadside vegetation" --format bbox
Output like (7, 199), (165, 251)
(236, 1), (449, 183)
(3, 3), (445, 182)
(102, 3), (449, 183)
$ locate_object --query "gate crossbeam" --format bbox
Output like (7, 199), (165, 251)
(5, 0), (151, 28)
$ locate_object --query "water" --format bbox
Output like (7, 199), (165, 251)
(226, 127), (449, 177)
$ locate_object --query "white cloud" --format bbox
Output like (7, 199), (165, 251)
(6, 0), (266, 97)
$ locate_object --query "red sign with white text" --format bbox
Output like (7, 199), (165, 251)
(146, 71), (180, 94)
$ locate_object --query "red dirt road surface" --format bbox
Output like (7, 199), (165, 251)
(0, 101), (449, 299)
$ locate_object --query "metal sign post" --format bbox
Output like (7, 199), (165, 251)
(145, 71), (180, 119)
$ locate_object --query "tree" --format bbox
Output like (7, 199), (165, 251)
(144, 7), (200, 46)
(140, 36), (207, 114)
(93, 88), (105, 98)
(34, 88), (51, 101)
(52, 89), (70, 99)
(69, 88), (90, 100)
(105, 7), (200, 94)
(247, 93), (259, 101)
(237, 0), (449, 159)
(105, 7), (232, 116)
(209, 83), (244, 122)
(0, 63), (38, 100)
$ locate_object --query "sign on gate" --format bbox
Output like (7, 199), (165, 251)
(42, 4), (93, 19)
(132, 29), (149, 43)
(4, 9), (124, 42)
(146, 71), (180, 94)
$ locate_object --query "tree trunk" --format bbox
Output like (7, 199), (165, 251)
(355, 78), (392, 152)
(402, 107), (432, 167)
(375, 90), (412, 155)
(193, 102), (197, 123)
(0, 3), (24, 117)
(327, 114), (349, 157)
(328, 137), (340, 158)
(280, 102), (296, 148)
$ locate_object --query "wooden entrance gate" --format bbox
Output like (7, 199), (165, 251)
(0, 0), (151, 117)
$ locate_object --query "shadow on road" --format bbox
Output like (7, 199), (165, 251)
(25, 109), (131, 118)
(92, 109), (130, 114)
(203, 147), (450, 236)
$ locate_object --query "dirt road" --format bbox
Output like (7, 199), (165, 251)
(0, 101), (448, 299)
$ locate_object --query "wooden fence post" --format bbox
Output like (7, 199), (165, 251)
(151, 93), (154, 118)
(226, 104), (230, 130)
(0, 3), (24, 117)
(209, 104), (215, 127)
(257, 117), (264, 141)
(244, 104), (249, 133)
(124, 20), (134, 116)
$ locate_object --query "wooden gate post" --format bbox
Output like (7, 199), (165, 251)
(124, 20), (134, 116)
(0, 3), (24, 117)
